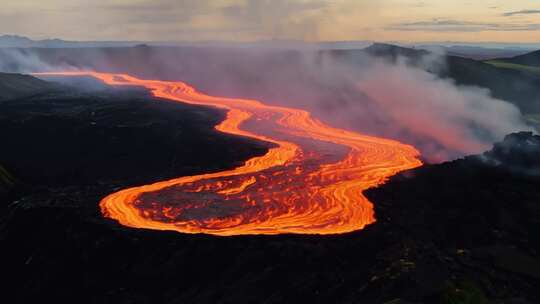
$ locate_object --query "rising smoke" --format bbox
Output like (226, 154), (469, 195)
(350, 58), (531, 161)
(0, 45), (532, 162)
(0, 48), (59, 72)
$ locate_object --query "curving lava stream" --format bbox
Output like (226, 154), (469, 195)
(36, 71), (422, 236)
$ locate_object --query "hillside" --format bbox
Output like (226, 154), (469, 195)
(0, 165), (15, 195)
(0, 73), (55, 100)
(442, 56), (540, 114)
(415, 45), (532, 60)
(327, 44), (540, 115)
(326, 43), (430, 65)
(484, 61), (540, 76)
(364, 43), (430, 60)
(494, 50), (540, 67)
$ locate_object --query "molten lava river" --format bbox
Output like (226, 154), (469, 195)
(36, 71), (422, 236)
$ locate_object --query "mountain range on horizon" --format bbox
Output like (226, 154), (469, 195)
(0, 34), (143, 48)
(1, 34), (539, 56)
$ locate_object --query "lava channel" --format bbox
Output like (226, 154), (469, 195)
(35, 71), (422, 236)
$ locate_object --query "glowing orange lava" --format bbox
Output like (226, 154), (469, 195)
(35, 71), (422, 236)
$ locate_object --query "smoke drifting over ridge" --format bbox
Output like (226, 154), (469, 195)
(353, 59), (530, 161)
(0, 48), (70, 72)
(0, 46), (532, 162)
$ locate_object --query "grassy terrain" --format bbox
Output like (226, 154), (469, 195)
(481, 61), (540, 130)
(525, 114), (540, 124)
(485, 61), (540, 75)
(0, 164), (15, 193)
(525, 114), (540, 132)
(491, 49), (540, 67)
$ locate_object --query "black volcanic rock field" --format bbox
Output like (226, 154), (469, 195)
(0, 72), (58, 101)
(0, 74), (539, 303)
(0, 80), (270, 187)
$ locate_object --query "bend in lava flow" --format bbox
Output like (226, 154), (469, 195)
(34, 71), (422, 236)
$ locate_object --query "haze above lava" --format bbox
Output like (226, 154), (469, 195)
(11, 45), (533, 163)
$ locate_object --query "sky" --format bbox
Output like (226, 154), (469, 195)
(1, 0), (539, 43)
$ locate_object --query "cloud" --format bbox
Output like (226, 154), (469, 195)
(503, 9), (540, 17)
(389, 19), (540, 32)
(0, 0), (383, 41)
(60, 0), (333, 41)
(1, 0), (538, 42)
(103, 0), (378, 42)
(220, 0), (328, 40)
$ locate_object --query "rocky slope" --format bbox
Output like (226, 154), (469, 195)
(365, 132), (540, 303)
(0, 72), (56, 101)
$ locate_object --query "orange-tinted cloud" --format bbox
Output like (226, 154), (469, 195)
(0, 0), (538, 43)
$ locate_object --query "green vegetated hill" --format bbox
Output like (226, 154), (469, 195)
(484, 49), (540, 77)
(0, 164), (15, 194)
(493, 49), (540, 67)
(0, 72), (55, 101)
(358, 44), (540, 115)
(524, 114), (540, 130)
(326, 43), (540, 133)
(485, 61), (540, 75)
(481, 49), (540, 129)
(444, 55), (540, 115)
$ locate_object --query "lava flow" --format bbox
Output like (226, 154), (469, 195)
(36, 71), (422, 236)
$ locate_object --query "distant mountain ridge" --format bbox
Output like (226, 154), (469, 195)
(364, 43), (429, 59)
(3, 34), (539, 53)
(415, 44), (532, 60)
(0, 35), (143, 48)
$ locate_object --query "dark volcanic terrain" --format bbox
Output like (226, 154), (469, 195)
(0, 72), (57, 101)
(0, 82), (270, 188)
(0, 74), (539, 303)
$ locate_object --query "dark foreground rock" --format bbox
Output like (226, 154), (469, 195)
(364, 132), (540, 303)
(1, 85), (539, 303)
(0, 72), (57, 101)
